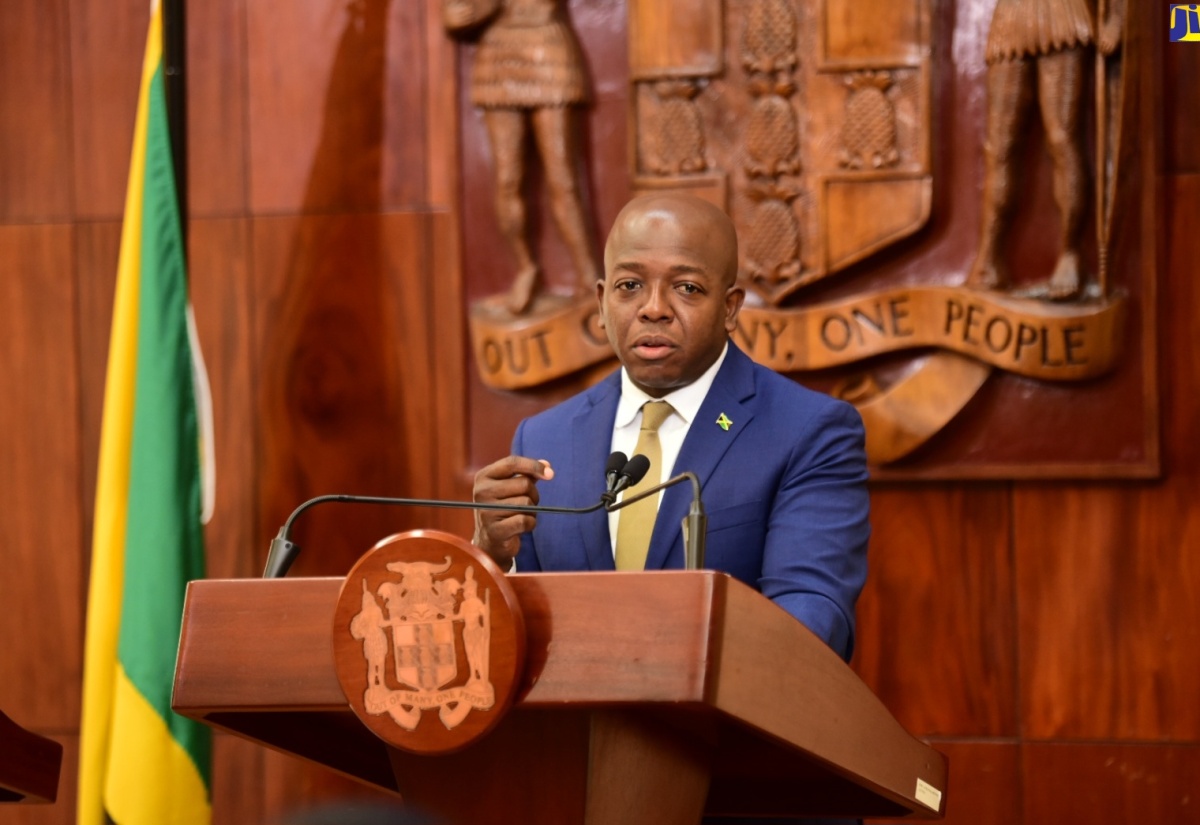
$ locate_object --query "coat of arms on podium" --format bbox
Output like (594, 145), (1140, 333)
(333, 531), (525, 754)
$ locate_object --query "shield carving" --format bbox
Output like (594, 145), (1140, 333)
(391, 618), (458, 692)
(629, 0), (932, 304)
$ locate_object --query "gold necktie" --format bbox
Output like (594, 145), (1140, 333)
(615, 401), (674, 570)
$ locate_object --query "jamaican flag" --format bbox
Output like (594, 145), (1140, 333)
(77, 2), (214, 822)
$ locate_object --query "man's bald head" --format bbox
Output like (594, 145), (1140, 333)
(603, 193), (740, 290)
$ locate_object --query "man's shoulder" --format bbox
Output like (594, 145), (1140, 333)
(732, 348), (852, 409)
(520, 369), (620, 430)
(753, 361), (831, 401)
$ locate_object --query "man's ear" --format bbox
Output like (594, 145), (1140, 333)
(724, 285), (746, 331)
(595, 279), (607, 327)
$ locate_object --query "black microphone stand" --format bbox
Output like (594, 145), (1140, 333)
(264, 460), (706, 578)
(264, 495), (608, 579)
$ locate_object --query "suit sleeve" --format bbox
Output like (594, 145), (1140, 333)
(758, 399), (870, 662)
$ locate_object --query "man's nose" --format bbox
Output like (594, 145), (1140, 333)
(638, 282), (672, 320)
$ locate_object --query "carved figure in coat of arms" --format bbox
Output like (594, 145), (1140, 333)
(445, 0), (600, 315)
(967, 0), (1127, 299)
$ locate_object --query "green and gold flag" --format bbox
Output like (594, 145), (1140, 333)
(78, 2), (213, 822)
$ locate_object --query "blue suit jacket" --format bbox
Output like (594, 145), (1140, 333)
(512, 343), (870, 661)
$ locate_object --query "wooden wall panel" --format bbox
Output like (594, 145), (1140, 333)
(1014, 176), (1200, 742)
(854, 485), (1017, 737)
(1024, 743), (1200, 822)
(0, 0), (73, 222)
(0, 226), (83, 730)
(245, 0), (355, 214)
(377, 212), (440, 502)
(429, 211), (474, 533)
(937, 741), (1021, 825)
(67, 0), (144, 219)
(420, 0), (461, 210)
(1164, 34), (1200, 174)
(73, 223), (121, 546)
(245, 0), (406, 214)
(382, 0), (433, 209)
(868, 741), (1020, 825)
(1014, 481), (1200, 741)
(187, 0), (249, 217)
(190, 218), (258, 578)
(420, 1), (468, 510)
(252, 212), (436, 577)
(211, 733), (265, 825)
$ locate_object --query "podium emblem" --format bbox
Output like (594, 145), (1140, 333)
(333, 530), (525, 754)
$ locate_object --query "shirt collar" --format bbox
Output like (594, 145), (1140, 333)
(614, 342), (729, 427)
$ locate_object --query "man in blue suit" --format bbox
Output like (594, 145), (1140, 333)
(472, 193), (869, 663)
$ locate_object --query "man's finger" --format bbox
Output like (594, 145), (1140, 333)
(477, 455), (554, 482)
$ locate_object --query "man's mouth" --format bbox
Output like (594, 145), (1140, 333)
(631, 336), (676, 360)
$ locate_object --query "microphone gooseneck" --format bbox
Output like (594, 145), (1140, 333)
(264, 452), (634, 579)
(263, 494), (609, 579)
(263, 452), (707, 578)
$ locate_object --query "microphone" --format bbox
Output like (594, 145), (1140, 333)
(604, 460), (707, 571)
(604, 451), (628, 498)
(601, 454), (650, 505)
(263, 452), (630, 579)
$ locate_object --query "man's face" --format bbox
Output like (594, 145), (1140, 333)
(598, 200), (744, 397)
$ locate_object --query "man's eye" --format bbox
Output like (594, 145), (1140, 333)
(677, 283), (701, 294)
(616, 280), (641, 291)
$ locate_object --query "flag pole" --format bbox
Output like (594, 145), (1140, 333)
(160, 0), (216, 523)
(162, 0), (187, 245)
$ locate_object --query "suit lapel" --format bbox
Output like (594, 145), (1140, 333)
(571, 374), (621, 571)
(644, 345), (758, 570)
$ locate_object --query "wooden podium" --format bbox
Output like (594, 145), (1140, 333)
(174, 570), (946, 823)
(0, 710), (62, 804)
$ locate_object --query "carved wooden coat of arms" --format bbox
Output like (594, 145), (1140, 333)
(334, 531), (525, 754)
(457, 0), (1157, 478)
